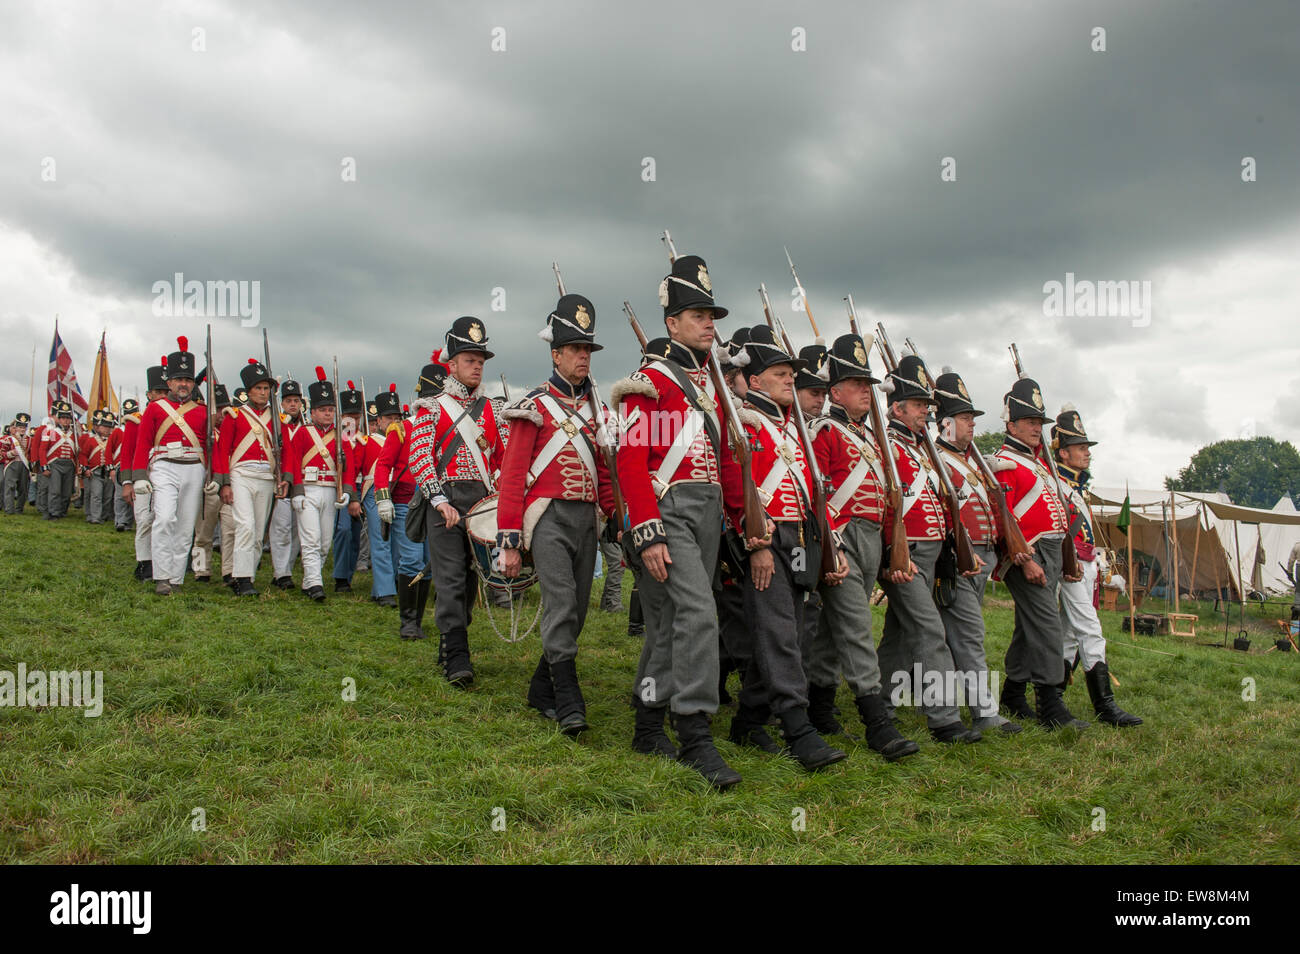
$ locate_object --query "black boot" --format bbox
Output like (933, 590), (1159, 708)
(549, 658), (588, 736)
(807, 683), (843, 735)
(631, 698), (676, 757)
(1034, 682), (1089, 730)
(440, 627), (474, 687)
(1084, 662), (1142, 727)
(778, 708), (847, 771)
(727, 703), (781, 753)
(413, 577), (431, 640)
(133, 560), (146, 582)
(140, 560), (153, 583)
(930, 721), (982, 744)
(397, 574), (422, 640)
(1000, 678), (1035, 720)
(234, 577), (258, 597)
(856, 692), (920, 761)
(671, 712), (741, 789)
(526, 655), (556, 721)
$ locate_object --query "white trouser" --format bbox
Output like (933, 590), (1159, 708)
(296, 484), (338, 590)
(150, 460), (204, 584)
(1060, 558), (1106, 670)
(231, 469), (275, 579)
(191, 488), (235, 577)
(133, 487), (154, 561)
(270, 496), (300, 578)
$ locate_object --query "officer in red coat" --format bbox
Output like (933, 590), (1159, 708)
(121, 363), (167, 581)
(726, 325), (849, 770)
(611, 253), (749, 789)
(77, 408), (114, 525)
(496, 293), (617, 735)
(408, 318), (508, 685)
(1, 412), (32, 515)
(993, 377), (1089, 729)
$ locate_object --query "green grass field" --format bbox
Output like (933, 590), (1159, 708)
(2, 510), (1297, 863)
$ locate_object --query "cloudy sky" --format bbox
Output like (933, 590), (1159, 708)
(2, 0), (1297, 490)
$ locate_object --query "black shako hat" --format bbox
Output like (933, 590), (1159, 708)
(721, 327), (751, 368)
(741, 325), (805, 375)
(796, 344), (829, 390)
(241, 358), (273, 391)
(1002, 377), (1049, 423)
(340, 381), (364, 415)
(308, 366), (335, 409)
(280, 376), (303, 400)
(213, 384), (230, 409)
(165, 336), (196, 380)
(418, 350), (449, 398)
(1051, 403), (1098, 449)
(14, 411), (32, 426)
(659, 254), (728, 320)
(120, 400), (138, 417)
(372, 383), (401, 418)
(146, 360), (167, 392)
(539, 294), (602, 351)
(445, 316), (494, 360)
(882, 353), (938, 405)
(933, 368), (983, 419)
(820, 333), (879, 386)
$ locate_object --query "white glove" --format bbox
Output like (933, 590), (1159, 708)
(204, 480), (220, 495)
(291, 495), (306, 512)
(983, 454), (1015, 473)
(134, 479), (153, 494)
(378, 498), (395, 523)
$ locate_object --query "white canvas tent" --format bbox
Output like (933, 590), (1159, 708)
(1087, 488), (1300, 600)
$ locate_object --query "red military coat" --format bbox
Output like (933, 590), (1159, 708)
(812, 406), (887, 531)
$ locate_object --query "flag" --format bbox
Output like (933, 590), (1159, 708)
(86, 331), (120, 417)
(1117, 485), (1131, 536)
(47, 320), (88, 416)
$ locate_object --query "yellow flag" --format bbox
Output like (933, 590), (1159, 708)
(87, 332), (120, 417)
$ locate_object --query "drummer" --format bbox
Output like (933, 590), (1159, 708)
(495, 294), (618, 735)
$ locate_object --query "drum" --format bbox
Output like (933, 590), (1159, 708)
(465, 493), (537, 594)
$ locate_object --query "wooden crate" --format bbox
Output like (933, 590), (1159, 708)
(1160, 613), (1198, 638)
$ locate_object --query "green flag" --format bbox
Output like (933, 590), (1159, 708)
(1117, 491), (1131, 535)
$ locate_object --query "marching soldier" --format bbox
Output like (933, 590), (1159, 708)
(932, 369), (1020, 734)
(129, 337), (208, 596)
(794, 343), (830, 718)
(330, 381), (365, 593)
(284, 367), (358, 602)
(727, 326), (849, 770)
(376, 357), (446, 637)
(38, 401), (78, 520)
(496, 293), (617, 735)
(109, 406), (132, 531)
(992, 378), (1089, 729)
(77, 409), (115, 524)
(612, 253), (748, 789)
(360, 384), (405, 608)
(214, 358), (284, 597)
(875, 354), (982, 743)
(269, 376), (305, 589)
(807, 334), (921, 760)
(1052, 405), (1142, 727)
(121, 363), (167, 581)
(31, 415), (50, 516)
(713, 331), (752, 705)
(191, 382), (236, 584)
(409, 320), (508, 685)
(2, 413), (32, 515)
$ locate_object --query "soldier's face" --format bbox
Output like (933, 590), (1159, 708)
(249, 382), (271, 406)
(377, 414), (400, 431)
(552, 344), (592, 384)
(1007, 417), (1043, 447)
(313, 405), (335, 428)
(451, 353), (485, 389)
(831, 378), (873, 420)
(952, 412), (976, 444)
(798, 387), (827, 419)
(725, 367), (747, 399)
(666, 309), (717, 353)
(282, 396), (303, 417)
(170, 378), (194, 401)
(750, 364), (795, 407)
(1061, 443), (1091, 470)
(147, 388), (168, 403)
(893, 398), (929, 432)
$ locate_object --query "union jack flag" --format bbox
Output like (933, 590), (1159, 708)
(47, 323), (88, 415)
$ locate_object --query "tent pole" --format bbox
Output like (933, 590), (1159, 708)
(1188, 500), (1202, 603)
(1170, 490), (1181, 614)
(1233, 518), (1245, 635)
(1127, 514), (1135, 642)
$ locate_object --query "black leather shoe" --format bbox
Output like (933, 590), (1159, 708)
(672, 712), (741, 789)
(631, 698), (677, 757)
(334, 578), (351, 593)
(778, 709), (848, 770)
(856, 692), (921, 761)
(728, 705), (782, 754)
(930, 721), (982, 744)
(1084, 662), (1142, 727)
(306, 585), (326, 603)
(1000, 678), (1035, 720)
(440, 628), (474, 686)
(526, 655), (557, 721)
(1035, 683), (1090, 730)
(372, 595), (396, 608)
(550, 658), (588, 737)
(808, 683), (843, 735)
(234, 578), (259, 597)
(194, 575), (210, 583)
(272, 576), (293, 590)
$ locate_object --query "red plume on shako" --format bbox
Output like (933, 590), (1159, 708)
(308, 365), (334, 408)
(165, 335), (195, 379)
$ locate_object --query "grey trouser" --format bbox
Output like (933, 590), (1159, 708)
(3, 462), (29, 514)
(429, 481), (488, 638)
(800, 591), (822, 671)
(533, 500), (597, 663)
(739, 521), (810, 716)
(36, 471), (49, 514)
(1004, 534), (1067, 685)
(269, 496), (299, 577)
(46, 460), (76, 518)
(936, 542), (998, 717)
(810, 517), (884, 697)
(877, 539), (962, 728)
(355, 515), (370, 571)
(84, 470), (111, 523)
(599, 538), (624, 609)
(114, 474), (133, 528)
(634, 483), (723, 716)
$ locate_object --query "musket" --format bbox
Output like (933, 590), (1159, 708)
(1008, 343), (1082, 580)
(624, 301), (649, 350)
(262, 329), (283, 496)
(842, 296), (910, 574)
(203, 325), (217, 516)
(499, 373), (511, 403)
(359, 376), (369, 439)
(784, 247), (822, 341)
(875, 324), (978, 575)
(332, 356), (348, 509)
(760, 283), (837, 578)
(657, 230), (766, 540)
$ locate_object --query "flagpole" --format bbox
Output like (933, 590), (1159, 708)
(28, 345), (35, 419)
(1127, 482), (1135, 642)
